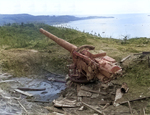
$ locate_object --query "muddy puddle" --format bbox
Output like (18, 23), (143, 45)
(0, 72), (66, 115)
(12, 77), (66, 102)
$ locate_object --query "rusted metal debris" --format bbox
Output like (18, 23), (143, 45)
(114, 83), (129, 106)
(134, 51), (150, 56)
(121, 82), (129, 93)
(114, 88), (124, 106)
(134, 51), (150, 67)
(40, 28), (122, 83)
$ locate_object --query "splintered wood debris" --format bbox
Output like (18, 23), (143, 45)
(47, 81), (140, 115)
(53, 98), (77, 108)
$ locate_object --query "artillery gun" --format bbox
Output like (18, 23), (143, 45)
(40, 28), (122, 83)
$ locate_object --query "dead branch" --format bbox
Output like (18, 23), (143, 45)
(127, 101), (133, 115)
(143, 107), (146, 115)
(18, 100), (28, 114)
(102, 103), (110, 110)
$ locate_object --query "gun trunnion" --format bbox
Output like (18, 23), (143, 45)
(40, 28), (122, 83)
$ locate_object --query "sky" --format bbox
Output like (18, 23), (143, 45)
(0, 0), (150, 16)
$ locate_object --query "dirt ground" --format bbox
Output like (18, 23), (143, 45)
(0, 48), (150, 115)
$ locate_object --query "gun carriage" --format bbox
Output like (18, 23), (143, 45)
(40, 28), (122, 83)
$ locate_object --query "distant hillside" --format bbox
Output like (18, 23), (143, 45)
(0, 14), (114, 26)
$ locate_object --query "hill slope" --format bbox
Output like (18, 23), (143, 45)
(0, 23), (150, 83)
(0, 14), (114, 26)
(0, 24), (150, 113)
(0, 23), (150, 111)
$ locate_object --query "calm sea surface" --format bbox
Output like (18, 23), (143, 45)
(56, 13), (150, 39)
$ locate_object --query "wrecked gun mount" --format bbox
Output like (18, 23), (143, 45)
(40, 28), (122, 83)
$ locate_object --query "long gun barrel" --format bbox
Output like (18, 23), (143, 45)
(40, 28), (122, 83)
(40, 28), (77, 52)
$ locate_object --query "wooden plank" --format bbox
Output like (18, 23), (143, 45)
(82, 102), (105, 115)
(0, 80), (16, 83)
(14, 89), (33, 97)
(80, 87), (107, 95)
(120, 96), (150, 105)
(120, 55), (131, 63)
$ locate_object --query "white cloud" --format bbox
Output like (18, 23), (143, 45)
(0, 0), (150, 15)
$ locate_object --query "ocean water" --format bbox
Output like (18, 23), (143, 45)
(57, 13), (150, 39)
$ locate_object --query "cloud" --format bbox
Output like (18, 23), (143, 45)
(0, 0), (150, 15)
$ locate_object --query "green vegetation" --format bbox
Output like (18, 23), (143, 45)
(0, 23), (95, 76)
(0, 23), (150, 88)
(0, 23), (93, 49)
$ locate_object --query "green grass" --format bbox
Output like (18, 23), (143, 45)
(123, 58), (150, 86)
(0, 23), (150, 87)
(0, 23), (94, 49)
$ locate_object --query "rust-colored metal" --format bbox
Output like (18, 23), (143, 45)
(40, 28), (77, 52)
(40, 28), (122, 83)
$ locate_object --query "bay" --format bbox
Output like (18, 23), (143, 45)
(55, 13), (150, 39)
